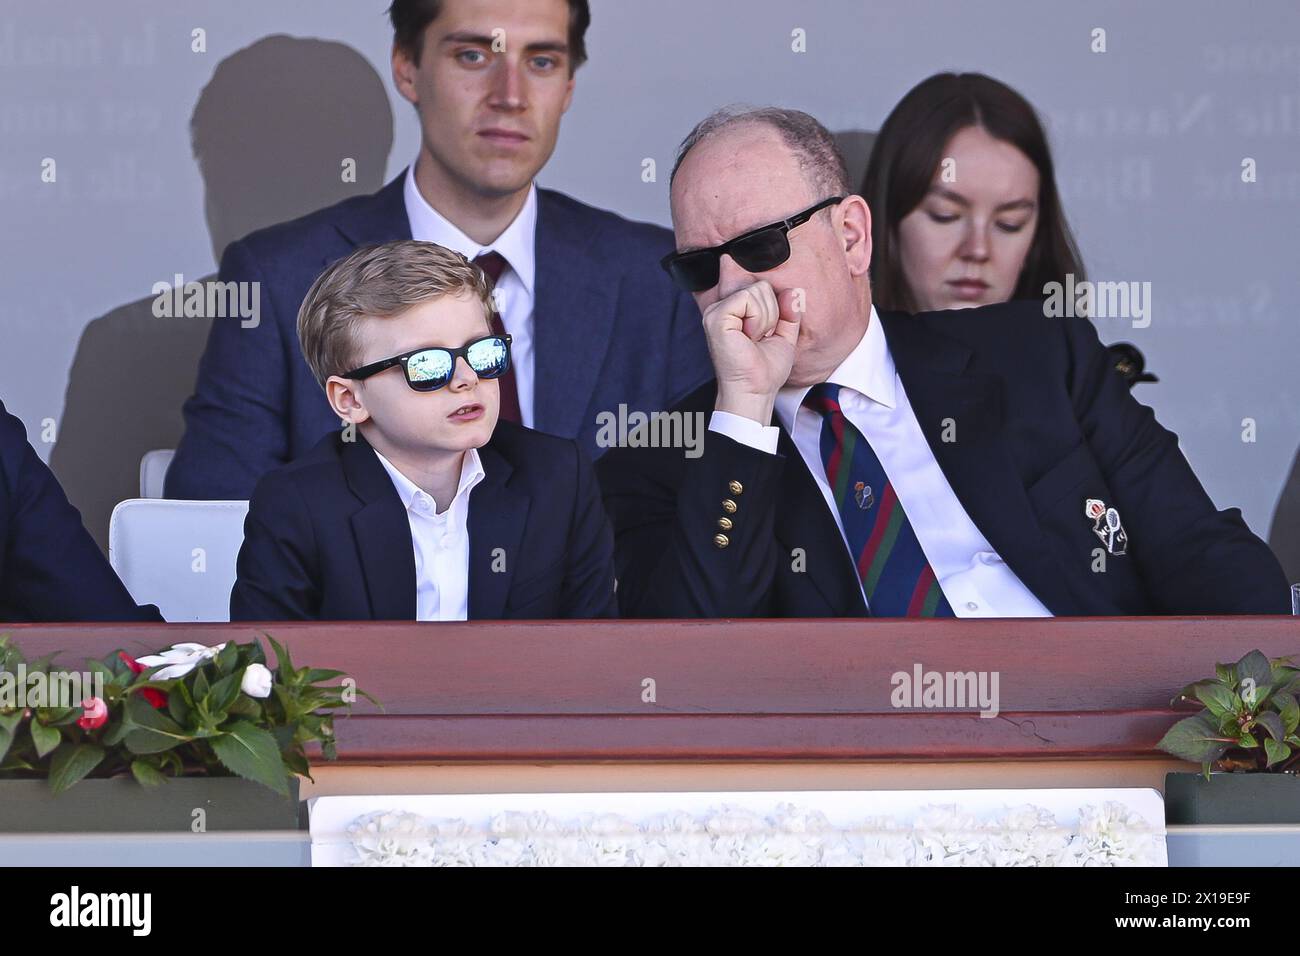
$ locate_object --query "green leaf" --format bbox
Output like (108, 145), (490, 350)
(1264, 739), (1292, 768)
(1215, 662), (1237, 685)
(210, 721), (289, 796)
(100, 719), (130, 746)
(205, 671), (242, 716)
(48, 744), (105, 795)
(263, 633), (295, 682)
(226, 696), (261, 718)
(30, 719), (62, 758)
(1237, 650), (1274, 704)
(1255, 711), (1286, 742)
(123, 698), (191, 755)
(167, 687), (192, 727)
(301, 668), (346, 684)
(1195, 683), (1241, 719)
(191, 666), (210, 701)
(1157, 714), (1230, 764)
(37, 706), (81, 727)
(214, 642), (238, 675)
(0, 726), (12, 766)
(130, 759), (167, 787)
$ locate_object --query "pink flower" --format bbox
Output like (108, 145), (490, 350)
(119, 652), (168, 708)
(77, 697), (108, 730)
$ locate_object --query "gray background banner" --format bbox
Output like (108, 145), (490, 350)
(2, 0), (1297, 577)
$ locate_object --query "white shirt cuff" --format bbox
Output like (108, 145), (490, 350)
(709, 410), (780, 455)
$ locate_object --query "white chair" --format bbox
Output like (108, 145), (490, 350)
(139, 449), (175, 498)
(109, 499), (249, 622)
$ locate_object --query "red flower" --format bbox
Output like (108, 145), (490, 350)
(77, 697), (108, 730)
(119, 652), (168, 708)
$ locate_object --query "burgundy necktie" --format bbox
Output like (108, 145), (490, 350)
(472, 251), (521, 424)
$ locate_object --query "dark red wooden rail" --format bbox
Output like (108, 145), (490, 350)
(5, 617), (1297, 762)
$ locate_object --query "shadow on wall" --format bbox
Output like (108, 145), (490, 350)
(50, 35), (395, 552)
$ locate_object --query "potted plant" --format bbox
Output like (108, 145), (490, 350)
(0, 633), (370, 835)
(1157, 648), (1300, 825)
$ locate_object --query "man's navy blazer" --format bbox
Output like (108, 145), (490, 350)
(0, 400), (162, 622)
(230, 423), (617, 621)
(168, 173), (712, 500)
(597, 302), (1291, 617)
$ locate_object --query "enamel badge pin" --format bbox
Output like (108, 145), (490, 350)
(1085, 498), (1128, 556)
(854, 481), (874, 510)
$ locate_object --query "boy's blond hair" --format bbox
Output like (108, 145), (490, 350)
(297, 239), (496, 389)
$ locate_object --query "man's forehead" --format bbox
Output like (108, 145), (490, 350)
(670, 127), (815, 248)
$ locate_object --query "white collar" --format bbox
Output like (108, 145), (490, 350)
(403, 162), (538, 296)
(372, 445), (486, 515)
(774, 304), (895, 434)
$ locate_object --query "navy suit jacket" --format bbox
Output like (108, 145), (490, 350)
(597, 302), (1291, 617)
(230, 423), (617, 621)
(0, 400), (162, 622)
(168, 173), (712, 500)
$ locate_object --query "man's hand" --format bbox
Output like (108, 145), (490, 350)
(703, 280), (800, 424)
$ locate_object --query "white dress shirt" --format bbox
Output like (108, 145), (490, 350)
(403, 163), (539, 426)
(709, 306), (1052, 618)
(372, 447), (486, 621)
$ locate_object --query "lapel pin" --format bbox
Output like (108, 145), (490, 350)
(1085, 498), (1128, 555)
(854, 481), (874, 510)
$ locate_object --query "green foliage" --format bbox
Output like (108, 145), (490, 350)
(1158, 649), (1300, 777)
(0, 632), (372, 796)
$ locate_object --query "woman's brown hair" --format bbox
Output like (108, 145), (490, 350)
(862, 72), (1085, 313)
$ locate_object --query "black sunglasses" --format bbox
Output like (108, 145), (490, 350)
(660, 196), (845, 292)
(342, 334), (512, 392)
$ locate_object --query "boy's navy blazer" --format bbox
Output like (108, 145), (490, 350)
(0, 400), (162, 622)
(597, 302), (1291, 618)
(168, 172), (712, 500)
(230, 422), (617, 621)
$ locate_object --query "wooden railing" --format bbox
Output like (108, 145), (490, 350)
(6, 617), (1297, 762)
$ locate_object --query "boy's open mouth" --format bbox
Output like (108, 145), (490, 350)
(448, 403), (484, 421)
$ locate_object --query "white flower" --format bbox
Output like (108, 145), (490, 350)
(134, 642), (227, 680)
(348, 811), (436, 866)
(240, 662), (273, 698)
(340, 799), (1160, 867)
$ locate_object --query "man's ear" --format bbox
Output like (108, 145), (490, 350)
(391, 41), (420, 107)
(326, 376), (371, 425)
(840, 195), (873, 278)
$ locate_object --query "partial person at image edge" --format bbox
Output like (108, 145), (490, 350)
(0, 400), (163, 623)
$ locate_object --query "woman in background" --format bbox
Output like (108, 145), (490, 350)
(862, 72), (1155, 388)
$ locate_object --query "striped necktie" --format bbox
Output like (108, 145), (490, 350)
(472, 251), (521, 424)
(802, 382), (954, 617)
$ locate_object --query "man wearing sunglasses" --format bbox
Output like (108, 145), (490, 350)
(597, 106), (1289, 618)
(167, 0), (710, 501)
(231, 241), (616, 621)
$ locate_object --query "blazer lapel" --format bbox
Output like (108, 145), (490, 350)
(880, 313), (1081, 616)
(532, 190), (616, 439)
(340, 435), (418, 620)
(329, 172), (412, 261)
(773, 426), (869, 615)
(467, 440), (530, 619)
